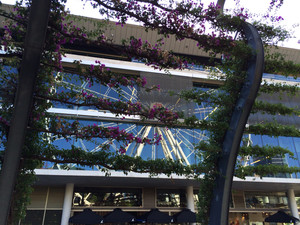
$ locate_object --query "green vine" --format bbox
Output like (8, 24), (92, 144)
(259, 81), (299, 95)
(235, 164), (300, 179)
(12, 172), (36, 222)
(248, 122), (300, 137)
(0, 0), (299, 224)
(264, 51), (300, 76)
(239, 145), (295, 159)
(252, 100), (299, 115)
(24, 145), (207, 177)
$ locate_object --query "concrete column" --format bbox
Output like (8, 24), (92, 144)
(61, 183), (74, 225)
(287, 189), (299, 222)
(186, 186), (195, 212)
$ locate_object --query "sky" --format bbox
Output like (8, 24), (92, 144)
(1, 0), (300, 49)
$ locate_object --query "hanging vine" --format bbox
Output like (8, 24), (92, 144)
(0, 0), (299, 224)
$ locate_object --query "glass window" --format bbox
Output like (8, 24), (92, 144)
(44, 210), (62, 225)
(293, 193), (300, 209)
(244, 192), (288, 209)
(21, 210), (62, 225)
(49, 119), (203, 167)
(156, 189), (187, 207)
(73, 187), (142, 207)
(52, 72), (139, 110)
(22, 210), (44, 225)
(278, 136), (300, 178)
(249, 135), (300, 178)
(295, 197), (300, 208)
(294, 137), (300, 165)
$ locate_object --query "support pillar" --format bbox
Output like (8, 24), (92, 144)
(186, 186), (195, 212)
(186, 186), (196, 225)
(287, 189), (299, 222)
(208, 23), (264, 225)
(61, 183), (74, 225)
(0, 1), (51, 223)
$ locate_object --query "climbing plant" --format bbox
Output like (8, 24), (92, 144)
(0, 0), (299, 224)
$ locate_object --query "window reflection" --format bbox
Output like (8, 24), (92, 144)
(247, 135), (300, 178)
(156, 189), (187, 207)
(73, 188), (142, 207)
(245, 192), (288, 209)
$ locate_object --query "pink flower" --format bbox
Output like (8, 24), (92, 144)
(90, 64), (95, 72)
(119, 147), (126, 154)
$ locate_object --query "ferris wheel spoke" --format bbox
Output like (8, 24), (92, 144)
(176, 132), (195, 150)
(163, 128), (182, 161)
(177, 129), (206, 142)
(121, 124), (141, 155)
(122, 87), (138, 102)
(135, 126), (152, 157)
(156, 127), (173, 160)
(128, 87), (138, 102)
(164, 128), (190, 165)
(50, 76), (218, 170)
(81, 81), (88, 89)
(173, 131), (195, 164)
(151, 143), (156, 160)
(124, 124), (137, 133)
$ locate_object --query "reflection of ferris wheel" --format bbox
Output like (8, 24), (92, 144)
(49, 72), (217, 168)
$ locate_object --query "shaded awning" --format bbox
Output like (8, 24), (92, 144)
(138, 208), (174, 223)
(103, 208), (135, 223)
(173, 209), (197, 223)
(265, 210), (299, 224)
(69, 208), (104, 224)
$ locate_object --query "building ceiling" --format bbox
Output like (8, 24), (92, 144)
(35, 169), (300, 193)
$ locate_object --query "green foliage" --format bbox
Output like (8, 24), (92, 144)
(252, 100), (300, 116)
(0, 0), (299, 224)
(12, 172), (36, 222)
(254, 23), (291, 46)
(235, 164), (300, 179)
(259, 81), (299, 95)
(29, 145), (206, 177)
(265, 52), (300, 77)
(239, 145), (295, 159)
(248, 122), (300, 137)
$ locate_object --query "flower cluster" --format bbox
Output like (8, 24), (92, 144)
(41, 89), (180, 125)
(96, 0), (242, 55)
(148, 105), (179, 124)
(49, 118), (162, 154)
(0, 0), (294, 224)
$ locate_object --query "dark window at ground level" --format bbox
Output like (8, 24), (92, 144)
(22, 210), (62, 225)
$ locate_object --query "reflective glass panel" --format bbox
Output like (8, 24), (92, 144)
(249, 135), (300, 178)
(73, 187), (142, 207)
(156, 189), (187, 207)
(244, 192), (288, 209)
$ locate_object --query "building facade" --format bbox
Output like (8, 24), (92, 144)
(23, 55), (300, 225)
(1, 3), (300, 225)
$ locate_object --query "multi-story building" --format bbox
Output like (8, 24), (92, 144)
(1, 3), (300, 225)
